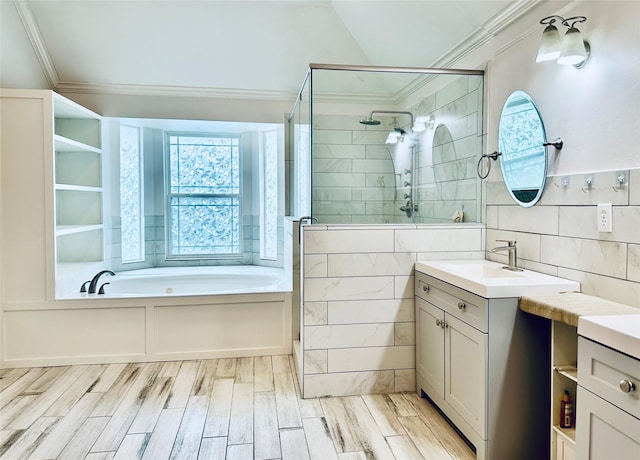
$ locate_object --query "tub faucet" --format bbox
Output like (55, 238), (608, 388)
(88, 270), (115, 294)
(491, 240), (522, 272)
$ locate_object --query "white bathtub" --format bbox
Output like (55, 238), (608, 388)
(85, 265), (290, 298)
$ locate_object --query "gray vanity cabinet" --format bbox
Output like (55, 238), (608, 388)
(415, 270), (551, 460)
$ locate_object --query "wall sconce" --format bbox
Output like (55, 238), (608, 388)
(412, 115), (434, 133)
(536, 15), (590, 69)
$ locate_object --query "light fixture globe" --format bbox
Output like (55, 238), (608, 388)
(536, 23), (562, 62)
(558, 27), (589, 67)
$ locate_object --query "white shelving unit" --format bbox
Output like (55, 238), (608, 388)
(52, 92), (105, 264)
(551, 320), (578, 460)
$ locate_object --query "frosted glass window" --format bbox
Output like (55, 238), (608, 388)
(260, 130), (278, 260)
(120, 125), (144, 263)
(167, 133), (241, 257)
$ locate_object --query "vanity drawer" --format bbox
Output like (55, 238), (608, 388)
(416, 272), (487, 332)
(578, 336), (640, 419)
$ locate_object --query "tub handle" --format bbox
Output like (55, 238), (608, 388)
(98, 282), (110, 295)
(80, 280), (91, 293)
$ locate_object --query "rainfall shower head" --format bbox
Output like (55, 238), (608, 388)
(359, 117), (381, 126)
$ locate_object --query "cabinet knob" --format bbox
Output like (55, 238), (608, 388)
(436, 319), (441, 327)
(457, 301), (466, 310)
(423, 285), (430, 293)
(619, 380), (636, 393)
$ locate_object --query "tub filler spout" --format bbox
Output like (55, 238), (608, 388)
(86, 270), (115, 294)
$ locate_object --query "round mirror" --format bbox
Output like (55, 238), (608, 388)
(498, 90), (548, 207)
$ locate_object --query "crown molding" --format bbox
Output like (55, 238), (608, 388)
(13, 0), (59, 88)
(53, 80), (297, 102)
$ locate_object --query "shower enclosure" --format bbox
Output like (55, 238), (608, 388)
(287, 64), (485, 224)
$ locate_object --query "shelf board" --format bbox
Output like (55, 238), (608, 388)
(554, 365), (578, 383)
(55, 184), (102, 193)
(54, 134), (101, 154)
(56, 224), (103, 236)
(553, 425), (576, 443)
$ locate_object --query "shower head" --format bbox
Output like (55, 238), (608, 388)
(359, 117), (381, 126)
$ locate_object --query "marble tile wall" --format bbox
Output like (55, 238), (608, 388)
(300, 224), (484, 398)
(486, 168), (640, 308)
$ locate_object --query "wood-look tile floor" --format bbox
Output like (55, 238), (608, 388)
(0, 356), (475, 459)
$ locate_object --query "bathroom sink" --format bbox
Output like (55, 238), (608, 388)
(415, 259), (580, 298)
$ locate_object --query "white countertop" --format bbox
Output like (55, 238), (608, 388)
(415, 259), (580, 298)
(578, 314), (640, 360)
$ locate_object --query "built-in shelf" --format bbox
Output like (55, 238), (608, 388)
(56, 224), (104, 236)
(54, 134), (101, 154)
(554, 365), (578, 383)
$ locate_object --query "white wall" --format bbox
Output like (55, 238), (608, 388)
(475, 1), (640, 307)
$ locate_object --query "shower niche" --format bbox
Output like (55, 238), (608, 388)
(287, 64), (485, 224)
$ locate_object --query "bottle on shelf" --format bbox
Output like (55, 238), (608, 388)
(560, 389), (573, 428)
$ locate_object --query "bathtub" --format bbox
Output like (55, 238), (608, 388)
(95, 265), (291, 298)
(6, 264), (294, 367)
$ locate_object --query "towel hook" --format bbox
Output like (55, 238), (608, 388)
(613, 172), (626, 192)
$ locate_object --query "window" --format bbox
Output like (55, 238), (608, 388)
(120, 125), (144, 263)
(166, 133), (241, 258)
(260, 130), (278, 260)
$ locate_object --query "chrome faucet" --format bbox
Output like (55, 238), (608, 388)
(491, 240), (523, 272)
(86, 270), (115, 294)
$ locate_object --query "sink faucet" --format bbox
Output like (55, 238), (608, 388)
(87, 270), (115, 294)
(491, 240), (523, 272)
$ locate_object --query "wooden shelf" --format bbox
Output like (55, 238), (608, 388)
(554, 365), (578, 383)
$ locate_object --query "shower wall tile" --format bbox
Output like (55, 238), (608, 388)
(394, 226), (483, 252)
(541, 236), (627, 279)
(304, 276), (395, 302)
(304, 324), (395, 350)
(327, 299), (414, 325)
(304, 350), (327, 374)
(304, 370), (394, 398)
(630, 169), (640, 205)
(628, 244), (640, 282)
(395, 369), (416, 392)
(313, 144), (366, 159)
(313, 130), (352, 145)
(435, 77), (470, 109)
(313, 187), (353, 201)
(352, 131), (389, 145)
(304, 254), (327, 278)
(497, 205), (559, 235)
(313, 172), (365, 187)
(327, 253), (415, 277)
(313, 114), (362, 130)
(394, 275), (415, 299)
(304, 301), (327, 326)
(352, 159), (394, 174)
(304, 228), (394, 254)
(327, 346), (414, 373)
(313, 158), (352, 173)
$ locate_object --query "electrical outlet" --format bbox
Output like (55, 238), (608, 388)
(597, 203), (613, 233)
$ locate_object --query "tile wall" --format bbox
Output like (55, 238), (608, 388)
(486, 168), (640, 308)
(299, 224), (484, 398)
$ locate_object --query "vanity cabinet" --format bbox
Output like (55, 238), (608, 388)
(577, 337), (640, 459)
(415, 270), (550, 460)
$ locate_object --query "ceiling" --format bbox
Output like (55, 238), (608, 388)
(6, 0), (530, 101)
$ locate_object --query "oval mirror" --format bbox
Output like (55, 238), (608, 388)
(498, 90), (548, 207)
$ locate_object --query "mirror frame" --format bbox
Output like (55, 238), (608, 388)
(498, 90), (548, 207)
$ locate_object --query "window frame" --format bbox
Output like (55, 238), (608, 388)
(164, 131), (243, 260)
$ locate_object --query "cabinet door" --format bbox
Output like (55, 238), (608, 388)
(577, 386), (640, 460)
(446, 314), (487, 438)
(416, 297), (445, 399)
